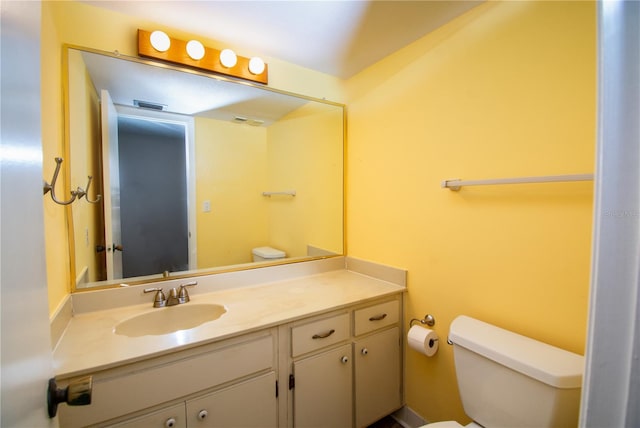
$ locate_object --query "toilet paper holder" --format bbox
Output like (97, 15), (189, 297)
(409, 314), (435, 328)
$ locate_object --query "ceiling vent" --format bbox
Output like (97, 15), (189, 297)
(134, 100), (167, 111)
(232, 116), (264, 127)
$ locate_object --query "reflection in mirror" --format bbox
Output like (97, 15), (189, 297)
(66, 46), (344, 291)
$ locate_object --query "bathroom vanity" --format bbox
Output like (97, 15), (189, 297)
(53, 257), (405, 427)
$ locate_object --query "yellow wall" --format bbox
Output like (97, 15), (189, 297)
(267, 103), (344, 256)
(42, 0), (344, 315)
(195, 118), (269, 267)
(196, 105), (343, 267)
(42, 1), (69, 315)
(345, 1), (595, 423)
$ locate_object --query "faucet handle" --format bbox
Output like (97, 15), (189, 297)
(178, 281), (198, 304)
(144, 287), (167, 308)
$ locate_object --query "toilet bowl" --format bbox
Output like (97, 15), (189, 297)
(252, 246), (286, 262)
(421, 315), (584, 428)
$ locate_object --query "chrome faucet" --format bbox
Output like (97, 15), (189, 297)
(166, 287), (181, 306)
(144, 281), (197, 307)
(177, 281), (197, 303)
(143, 287), (167, 308)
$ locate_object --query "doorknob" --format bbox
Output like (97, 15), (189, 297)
(111, 244), (123, 252)
(47, 376), (93, 418)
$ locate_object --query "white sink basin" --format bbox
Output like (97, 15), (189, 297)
(114, 304), (227, 337)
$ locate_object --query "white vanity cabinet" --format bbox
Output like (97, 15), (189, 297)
(292, 344), (353, 427)
(107, 403), (186, 428)
(353, 301), (402, 427)
(54, 271), (405, 428)
(59, 330), (277, 428)
(185, 371), (277, 427)
(104, 372), (278, 428)
(287, 296), (402, 428)
(354, 327), (401, 427)
(290, 313), (353, 428)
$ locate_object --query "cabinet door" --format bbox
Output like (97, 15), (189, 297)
(293, 344), (353, 428)
(106, 403), (186, 428)
(354, 327), (401, 428)
(186, 372), (277, 428)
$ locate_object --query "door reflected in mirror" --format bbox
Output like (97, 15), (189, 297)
(66, 46), (344, 291)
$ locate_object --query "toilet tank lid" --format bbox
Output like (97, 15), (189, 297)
(252, 246), (286, 258)
(449, 315), (584, 389)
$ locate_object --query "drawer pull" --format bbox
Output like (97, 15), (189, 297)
(198, 410), (208, 420)
(165, 417), (177, 428)
(340, 355), (349, 364)
(312, 329), (335, 339)
(369, 313), (388, 321)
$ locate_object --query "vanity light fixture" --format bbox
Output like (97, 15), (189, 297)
(219, 49), (237, 68)
(138, 29), (268, 84)
(149, 30), (171, 52)
(186, 40), (205, 60)
(248, 57), (266, 75)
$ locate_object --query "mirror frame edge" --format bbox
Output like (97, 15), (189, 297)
(62, 43), (77, 295)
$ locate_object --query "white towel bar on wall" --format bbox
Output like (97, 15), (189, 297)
(441, 174), (594, 191)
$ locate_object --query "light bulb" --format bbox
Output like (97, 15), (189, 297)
(220, 49), (238, 68)
(150, 31), (171, 52)
(249, 57), (265, 75)
(186, 40), (205, 60)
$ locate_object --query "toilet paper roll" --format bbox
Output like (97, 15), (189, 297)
(408, 325), (439, 357)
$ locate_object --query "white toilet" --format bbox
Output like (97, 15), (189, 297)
(251, 246), (286, 262)
(422, 315), (584, 428)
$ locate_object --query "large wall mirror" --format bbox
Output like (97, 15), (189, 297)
(65, 46), (344, 291)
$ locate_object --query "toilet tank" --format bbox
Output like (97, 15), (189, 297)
(449, 316), (584, 428)
(252, 246), (286, 262)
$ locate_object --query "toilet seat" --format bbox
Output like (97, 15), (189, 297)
(420, 422), (464, 428)
(420, 421), (482, 428)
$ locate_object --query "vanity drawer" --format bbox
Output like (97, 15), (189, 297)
(353, 300), (399, 336)
(292, 313), (349, 357)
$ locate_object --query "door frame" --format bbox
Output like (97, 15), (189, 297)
(115, 105), (197, 271)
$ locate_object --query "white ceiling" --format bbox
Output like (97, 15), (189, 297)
(82, 0), (483, 78)
(79, 49), (310, 124)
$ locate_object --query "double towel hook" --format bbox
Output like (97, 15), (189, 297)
(43, 157), (102, 206)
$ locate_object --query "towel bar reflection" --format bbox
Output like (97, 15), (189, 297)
(441, 174), (594, 191)
(262, 190), (296, 197)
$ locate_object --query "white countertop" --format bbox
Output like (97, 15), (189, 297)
(53, 268), (405, 378)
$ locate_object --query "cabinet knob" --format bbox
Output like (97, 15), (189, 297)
(165, 417), (177, 428)
(340, 355), (349, 364)
(198, 409), (208, 420)
(361, 348), (369, 355)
